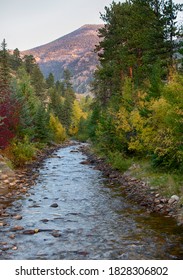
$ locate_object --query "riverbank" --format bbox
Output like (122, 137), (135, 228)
(1, 141), (183, 226)
(79, 144), (183, 226)
(0, 141), (72, 215)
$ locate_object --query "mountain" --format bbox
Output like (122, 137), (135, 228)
(22, 24), (103, 93)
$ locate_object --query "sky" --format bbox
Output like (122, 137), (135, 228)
(0, 0), (183, 51)
(0, 0), (113, 51)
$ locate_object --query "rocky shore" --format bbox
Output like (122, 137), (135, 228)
(0, 141), (71, 216)
(79, 145), (183, 226)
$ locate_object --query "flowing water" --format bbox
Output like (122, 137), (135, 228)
(0, 143), (183, 259)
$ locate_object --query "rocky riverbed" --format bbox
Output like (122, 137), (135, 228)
(0, 142), (183, 259)
(1, 141), (183, 225)
(79, 145), (183, 226)
(0, 142), (71, 215)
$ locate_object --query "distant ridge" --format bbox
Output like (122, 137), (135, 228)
(22, 24), (103, 93)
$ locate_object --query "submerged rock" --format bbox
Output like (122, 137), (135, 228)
(51, 230), (62, 238)
(50, 203), (58, 208)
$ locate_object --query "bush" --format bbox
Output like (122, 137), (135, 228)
(10, 137), (37, 166)
(49, 113), (67, 143)
(107, 151), (133, 172)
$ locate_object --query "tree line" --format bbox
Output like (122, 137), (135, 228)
(84, 0), (183, 172)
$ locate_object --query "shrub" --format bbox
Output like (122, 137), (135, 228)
(49, 113), (67, 143)
(10, 137), (37, 166)
(107, 151), (133, 172)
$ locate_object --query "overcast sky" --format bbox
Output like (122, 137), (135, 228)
(0, 0), (182, 51)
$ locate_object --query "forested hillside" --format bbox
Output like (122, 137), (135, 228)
(22, 25), (102, 94)
(0, 41), (88, 166)
(82, 0), (183, 174)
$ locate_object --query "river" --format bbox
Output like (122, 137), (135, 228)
(0, 143), (183, 259)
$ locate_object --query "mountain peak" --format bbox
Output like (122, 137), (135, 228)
(22, 24), (102, 93)
(80, 24), (103, 29)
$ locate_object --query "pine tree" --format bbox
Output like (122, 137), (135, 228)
(10, 48), (22, 70)
(0, 39), (10, 95)
(46, 73), (55, 89)
(23, 55), (36, 74)
(31, 65), (46, 100)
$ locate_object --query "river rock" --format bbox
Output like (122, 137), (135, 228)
(51, 230), (61, 238)
(0, 174), (8, 180)
(23, 229), (39, 235)
(13, 215), (22, 220)
(9, 234), (15, 239)
(0, 222), (8, 227)
(41, 219), (49, 223)
(11, 225), (24, 232)
(80, 160), (90, 165)
(168, 195), (179, 205)
(50, 203), (58, 208)
(171, 195), (179, 201)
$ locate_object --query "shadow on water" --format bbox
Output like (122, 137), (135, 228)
(0, 143), (183, 260)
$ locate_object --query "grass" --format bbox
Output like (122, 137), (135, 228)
(128, 158), (183, 199)
(91, 143), (183, 203)
(107, 151), (133, 172)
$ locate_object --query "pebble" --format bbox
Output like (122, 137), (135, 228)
(80, 160), (90, 165)
(12, 215), (22, 220)
(9, 234), (16, 239)
(41, 219), (49, 223)
(168, 197), (179, 205)
(3, 180), (9, 184)
(171, 195), (179, 201)
(0, 174), (8, 180)
(23, 229), (39, 235)
(51, 230), (62, 238)
(156, 204), (164, 209)
(11, 226), (24, 232)
(50, 203), (58, 208)
(0, 222), (8, 227)
(160, 199), (167, 204)
(1, 246), (10, 251)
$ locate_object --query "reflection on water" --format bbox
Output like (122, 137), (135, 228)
(0, 144), (183, 259)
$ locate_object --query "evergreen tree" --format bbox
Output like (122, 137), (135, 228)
(23, 54), (36, 74)
(31, 65), (46, 100)
(10, 48), (22, 70)
(94, 0), (181, 107)
(34, 103), (51, 142)
(46, 73), (55, 89)
(0, 39), (10, 95)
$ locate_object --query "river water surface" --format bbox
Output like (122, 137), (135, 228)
(0, 143), (183, 259)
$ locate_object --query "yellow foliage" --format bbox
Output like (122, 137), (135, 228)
(8, 137), (37, 167)
(69, 100), (87, 136)
(49, 113), (66, 143)
(115, 106), (131, 133)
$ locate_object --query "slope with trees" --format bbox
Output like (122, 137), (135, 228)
(86, 0), (183, 174)
(0, 40), (86, 166)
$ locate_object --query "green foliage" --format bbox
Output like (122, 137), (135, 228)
(31, 65), (46, 100)
(10, 137), (37, 167)
(34, 104), (51, 142)
(88, 0), (183, 173)
(46, 73), (55, 89)
(9, 48), (22, 71)
(107, 151), (133, 172)
(0, 39), (11, 94)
